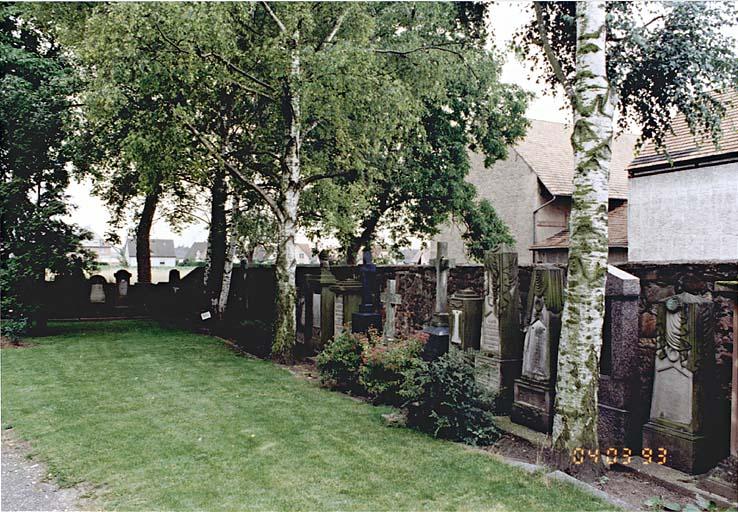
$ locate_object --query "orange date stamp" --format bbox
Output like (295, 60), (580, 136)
(571, 447), (667, 465)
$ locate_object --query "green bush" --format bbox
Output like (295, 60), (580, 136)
(401, 349), (500, 446)
(359, 336), (425, 405)
(316, 330), (365, 392)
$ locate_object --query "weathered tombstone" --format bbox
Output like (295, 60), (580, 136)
(308, 259), (337, 349)
(89, 275), (108, 304)
(642, 291), (717, 474)
(381, 279), (402, 340)
(699, 281), (737, 500)
(597, 266), (641, 449)
(422, 241), (455, 360)
(114, 269), (132, 301)
(511, 265), (564, 433)
(448, 288), (482, 351)
(168, 268), (181, 286)
(352, 250), (381, 334)
(331, 278), (362, 334)
(475, 247), (523, 410)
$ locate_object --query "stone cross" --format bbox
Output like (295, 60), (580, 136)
(381, 279), (402, 340)
(430, 241), (455, 316)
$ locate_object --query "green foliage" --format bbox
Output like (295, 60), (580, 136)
(460, 199), (515, 263)
(516, 2), (738, 148)
(316, 330), (364, 392)
(1, 4), (93, 336)
(359, 336), (425, 405)
(401, 350), (500, 446)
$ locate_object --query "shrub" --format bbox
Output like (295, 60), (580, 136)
(359, 335), (425, 405)
(316, 330), (365, 392)
(401, 349), (500, 445)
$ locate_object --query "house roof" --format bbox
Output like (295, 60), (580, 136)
(531, 203), (628, 250)
(514, 119), (638, 199)
(184, 241), (208, 261)
(629, 90), (738, 173)
(126, 238), (176, 258)
(296, 243), (313, 259)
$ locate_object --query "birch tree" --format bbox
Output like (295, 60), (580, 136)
(515, 1), (738, 477)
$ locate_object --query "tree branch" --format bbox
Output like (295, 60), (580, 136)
(373, 42), (465, 59)
(260, 2), (287, 34)
(315, 8), (350, 52)
(179, 117), (284, 221)
(299, 169), (352, 187)
(534, 2), (575, 104)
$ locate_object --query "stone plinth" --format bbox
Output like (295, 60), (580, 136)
(331, 278), (362, 334)
(511, 265), (564, 433)
(642, 292), (718, 474)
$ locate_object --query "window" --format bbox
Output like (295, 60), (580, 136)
(159, 261), (166, 266)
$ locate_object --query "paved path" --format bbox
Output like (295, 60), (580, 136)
(1, 429), (85, 512)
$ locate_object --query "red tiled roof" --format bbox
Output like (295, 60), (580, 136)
(629, 90), (738, 172)
(531, 203), (628, 250)
(515, 120), (638, 199)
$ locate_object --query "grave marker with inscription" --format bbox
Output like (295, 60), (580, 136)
(422, 241), (455, 360)
(381, 279), (402, 340)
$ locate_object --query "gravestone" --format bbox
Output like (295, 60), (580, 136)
(642, 292), (718, 474)
(699, 281), (738, 500)
(352, 250), (381, 334)
(422, 241), (455, 360)
(511, 265), (564, 433)
(448, 288), (482, 351)
(114, 269), (132, 302)
(597, 266), (641, 449)
(306, 259), (337, 350)
(475, 247), (523, 411)
(381, 279), (402, 340)
(89, 275), (108, 305)
(168, 269), (181, 286)
(331, 278), (362, 334)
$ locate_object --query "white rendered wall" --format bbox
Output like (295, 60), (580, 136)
(628, 162), (738, 262)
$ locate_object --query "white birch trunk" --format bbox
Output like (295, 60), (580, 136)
(218, 194), (240, 319)
(272, 28), (301, 362)
(552, 1), (616, 477)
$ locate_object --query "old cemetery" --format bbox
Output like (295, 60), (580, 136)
(31, 240), (738, 507)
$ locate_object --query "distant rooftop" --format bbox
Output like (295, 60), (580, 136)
(531, 203), (628, 250)
(126, 238), (176, 258)
(629, 90), (738, 173)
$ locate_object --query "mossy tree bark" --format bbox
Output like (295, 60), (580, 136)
(551, 1), (614, 479)
(217, 193), (239, 319)
(203, 165), (228, 315)
(271, 27), (301, 363)
(135, 183), (161, 284)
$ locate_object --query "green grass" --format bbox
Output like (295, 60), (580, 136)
(2, 321), (615, 511)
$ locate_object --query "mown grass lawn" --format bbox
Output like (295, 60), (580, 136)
(1, 321), (614, 511)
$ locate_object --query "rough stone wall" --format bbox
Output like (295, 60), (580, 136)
(619, 261), (737, 445)
(628, 162), (738, 262)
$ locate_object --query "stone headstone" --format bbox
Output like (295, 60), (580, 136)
(168, 268), (181, 285)
(114, 269), (132, 299)
(597, 266), (641, 449)
(511, 265), (564, 433)
(381, 279), (402, 340)
(448, 288), (482, 351)
(475, 247), (523, 411)
(306, 262), (336, 350)
(89, 275), (108, 304)
(332, 278), (362, 334)
(352, 250), (381, 334)
(422, 241), (455, 360)
(643, 291), (718, 474)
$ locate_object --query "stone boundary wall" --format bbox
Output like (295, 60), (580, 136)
(619, 261), (737, 448)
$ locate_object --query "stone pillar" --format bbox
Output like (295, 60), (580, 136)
(308, 261), (337, 350)
(448, 288), (483, 352)
(511, 265), (564, 433)
(303, 275), (315, 347)
(597, 265), (641, 449)
(475, 247), (523, 411)
(331, 278), (362, 334)
(642, 292), (717, 474)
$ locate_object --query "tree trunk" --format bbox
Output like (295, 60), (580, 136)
(136, 184), (161, 284)
(552, 1), (615, 479)
(203, 166), (228, 314)
(272, 28), (301, 363)
(218, 194), (240, 319)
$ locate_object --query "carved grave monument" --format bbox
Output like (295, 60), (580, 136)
(381, 279), (402, 341)
(352, 249), (382, 334)
(331, 278), (362, 334)
(642, 292), (718, 474)
(475, 247), (523, 411)
(511, 265), (564, 433)
(306, 258), (337, 350)
(422, 241), (455, 360)
(448, 288), (482, 352)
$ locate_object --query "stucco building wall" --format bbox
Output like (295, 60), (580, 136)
(628, 163), (738, 262)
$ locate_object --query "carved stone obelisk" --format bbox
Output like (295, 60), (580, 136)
(475, 246), (523, 411)
(643, 292), (717, 474)
(511, 265), (564, 433)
